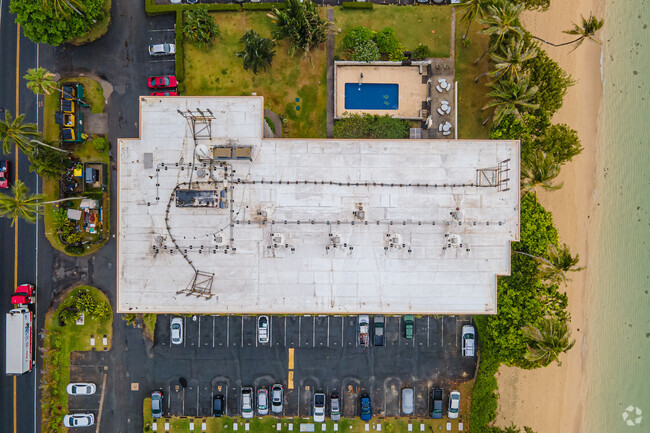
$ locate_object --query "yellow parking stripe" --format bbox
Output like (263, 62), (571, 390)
(288, 347), (294, 370)
(288, 371), (294, 390)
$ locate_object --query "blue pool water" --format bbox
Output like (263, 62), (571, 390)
(344, 83), (399, 110)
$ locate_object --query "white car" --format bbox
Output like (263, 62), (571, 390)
(448, 390), (461, 419)
(257, 387), (269, 415)
(171, 317), (183, 345)
(66, 383), (96, 396)
(241, 387), (254, 419)
(63, 413), (95, 427)
(257, 315), (269, 344)
(313, 392), (326, 422)
(461, 325), (476, 357)
(148, 43), (176, 56)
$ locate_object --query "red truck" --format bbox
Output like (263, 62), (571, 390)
(11, 284), (35, 305)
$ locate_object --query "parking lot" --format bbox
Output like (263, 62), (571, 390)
(146, 314), (476, 420)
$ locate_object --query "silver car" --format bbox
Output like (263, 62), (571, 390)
(241, 387), (254, 419)
(448, 390), (461, 419)
(330, 392), (341, 421)
(63, 413), (95, 427)
(148, 43), (176, 56)
(271, 384), (284, 414)
(313, 392), (326, 422)
(171, 317), (183, 345)
(462, 325), (476, 356)
(257, 387), (269, 415)
(401, 388), (414, 415)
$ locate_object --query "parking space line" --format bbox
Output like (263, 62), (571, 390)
(298, 316), (302, 347)
(269, 315), (272, 345)
(312, 316), (315, 345)
(225, 386), (229, 416)
(149, 28), (176, 32)
(94, 372), (107, 433)
(226, 316), (230, 346)
(327, 316), (330, 347)
(256, 317), (258, 347)
(198, 316), (201, 347)
(441, 319), (444, 347)
(182, 386), (185, 415)
(241, 316), (244, 347)
(341, 317), (344, 347)
(213, 316), (215, 348)
(399, 316), (401, 346)
(427, 316), (430, 347)
(284, 317), (287, 347)
(183, 317), (187, 348)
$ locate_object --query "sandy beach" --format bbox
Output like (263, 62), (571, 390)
(492, 1), (605, 433)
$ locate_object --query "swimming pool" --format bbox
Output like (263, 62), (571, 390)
(344, 83), (399, 110)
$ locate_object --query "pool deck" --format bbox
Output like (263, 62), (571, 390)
(335, 62), (429, 119)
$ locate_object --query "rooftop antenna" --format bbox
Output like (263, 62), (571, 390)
(177, 108), (215, 141)
(176, 270), (215, 300)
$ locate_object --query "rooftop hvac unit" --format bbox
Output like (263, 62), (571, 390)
(196, 144), (211, 160)
(446, 234), (463, 248)
(451, 209), (464, 222)
(271, 233), (285, 245)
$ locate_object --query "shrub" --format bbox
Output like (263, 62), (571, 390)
(375, 27), (403, 60)
(334, 114), (411, 139)
(182, 5), (220, 49)
(175, 11), (185, 82)
(342, 26), (375, 52)
(413, 43), (432, 59)
(145, 1), (240, 14)
(341, 1), (373, 8)
(350, 39), (380, 62)
(76, 291), (96, 313)
(524, 48), (574, 116)
(469, 331), (501, 433)
(64, 245), (84, 254)
(92, 136), (109, 152)
(92, 301), (111, 320)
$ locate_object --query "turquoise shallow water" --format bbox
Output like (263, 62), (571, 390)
(586, 0), (650, 431)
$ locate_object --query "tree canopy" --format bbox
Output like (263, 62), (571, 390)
(236, 30), (276, 74)
(271, 0), (328, 58)
(183, 5), (220, 49)
(523, 47), (575, 115)
(11, 0), (106, 46)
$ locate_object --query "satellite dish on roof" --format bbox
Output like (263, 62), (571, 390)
(196, 144), (211, 159)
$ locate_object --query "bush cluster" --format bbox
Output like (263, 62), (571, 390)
(59, 288), (112, 325)
(92, 136), (109, 152)
(334, 113), (410, 139)
(341, 1), (373, 8)
(342, 26), (405, 62)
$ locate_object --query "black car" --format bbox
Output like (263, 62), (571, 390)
(431, 388), (443, 419)
(213, 395), (224, 417)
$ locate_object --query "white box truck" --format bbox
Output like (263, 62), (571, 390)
(5, 308), (34, 375)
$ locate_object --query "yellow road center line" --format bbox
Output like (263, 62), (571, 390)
(288, 347), (294, 370)
(14, 23), (21, 433)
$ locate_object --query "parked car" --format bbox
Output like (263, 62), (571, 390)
(431, 388), (443, 419)
(271, 384), (284, 414)
(360, 393), (372, 421)
(359, 314), (370, 346)
(241, 387), (254, 419)
(401, 388), (414, 415)
(213, 395), (224, 417)
(171, 317), (183, 345)
(0, 160), (9, 189)
(330, 392), (341, 421)
(462, 325), (476, 356)
(448, 390), (461, 419)
(66, 383), (96, 396)
(257, 387), (269, 415)
(404, 315), (414, 339)
(373, 315), (385, 346)
(151, 390), (164, 419)
(148, 43), (176, 56)
(313, 392), (326, 422)
(258, 315), (269, 344)
(63, 413), (95, 427)
(147, 75), (178, 89)
(150, 91), (178, 96)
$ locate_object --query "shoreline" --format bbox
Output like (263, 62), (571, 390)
(493, 0), (605, 432)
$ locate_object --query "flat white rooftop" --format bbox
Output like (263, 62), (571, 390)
(118, 96), (520, 314)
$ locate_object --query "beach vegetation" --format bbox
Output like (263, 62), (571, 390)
(475, 0), (525, 64)
(270, 0), (329, 58)
(10, 0), (107, 46)
(333, 113), (410, 139)
(183, 6), (221, 49)
(475, 38), (537, 83)
(537, 243), (584, 285)
(512, 0), (549, 10)
(457, 0), (492, 40)
(236, 30), (276, 74)
(482, 76), (539, 126)
(523, 48), (575, 115)
(532, 13), (604, 49)
(521, 150), (563, 192)
(521, 316), (575, 366)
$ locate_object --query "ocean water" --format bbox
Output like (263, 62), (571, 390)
(585, 1), (650, 432)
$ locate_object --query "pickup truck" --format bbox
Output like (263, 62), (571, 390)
(431, 388), (443, 419)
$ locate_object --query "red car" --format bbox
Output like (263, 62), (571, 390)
(147, 76), (178, 89)
(0, 160), (8, 189)
(150, 91), (178, 96)
(11, 284), (35, 305)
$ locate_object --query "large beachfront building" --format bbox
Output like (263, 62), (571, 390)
(117, 96), (520, 315)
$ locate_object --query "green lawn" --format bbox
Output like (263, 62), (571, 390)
(183, 11), (327, 138)
(68, 0), (112, 46)
(454, 22), (491, 139)
(334, 5), (452, 58)
(42, 286), (113, 432)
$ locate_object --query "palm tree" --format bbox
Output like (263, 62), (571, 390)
(0, 111), (41, 155)
(521, 150), (563, 192)
(27, 143), (71, 179)
(0, 180), (84, 226)
(475, 0), (525, 64)
(532, 14), (604, 50)
(41, 0), (84, 17)
(457, 0), (491, 40)
(475, 38), (537, 82)
(24, 68), (89, 105)
(236, 30), (276, 74)
(521, 316), (575, 366)
(270, 0), (329, 58)
(539, 243), (584, 285)
(482, 75), (539, 125)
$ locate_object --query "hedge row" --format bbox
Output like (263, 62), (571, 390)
(145, 0), (241, 15)
(174, 11), (185, 91)
(341, 1), (373, 9)
(469, 318), (502, 433)
(242, 2), (287, 10)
